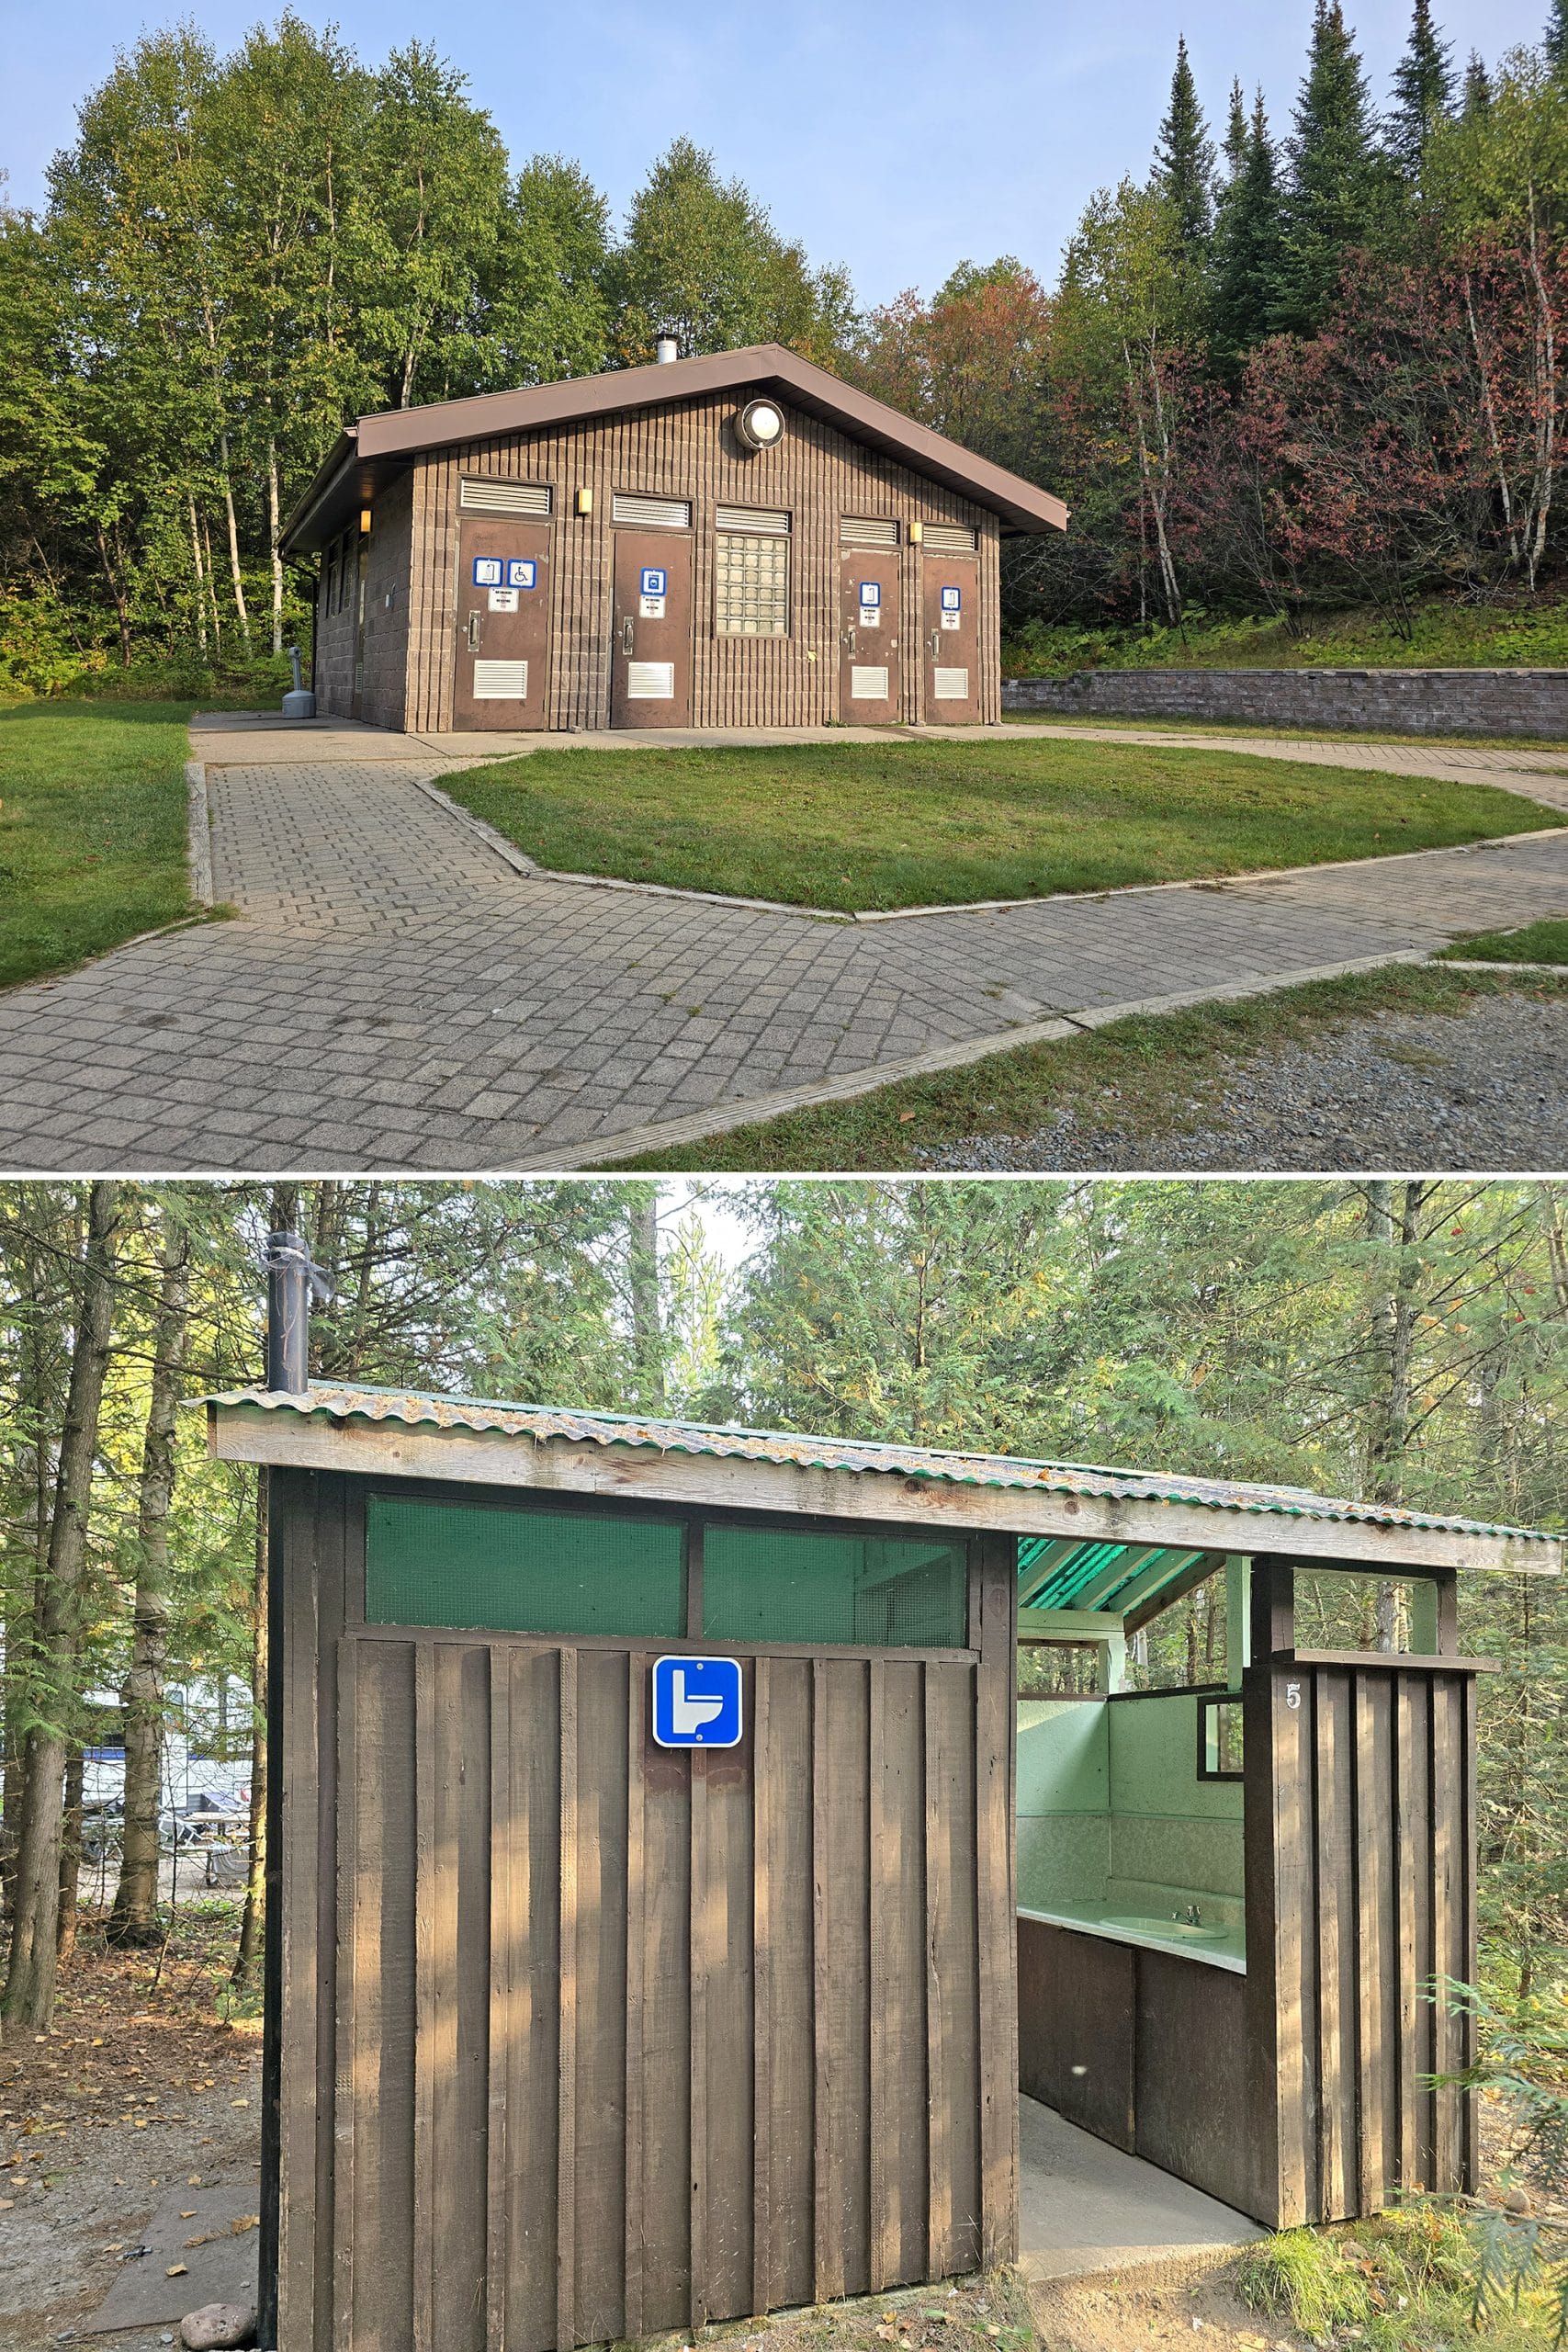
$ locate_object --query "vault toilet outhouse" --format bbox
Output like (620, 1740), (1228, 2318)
(194, 1315), (1560, 2350)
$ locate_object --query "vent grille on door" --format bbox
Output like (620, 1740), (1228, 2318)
(932, 666), (971, 700)
(923, 523), (977, 553)
(612, 492), (692, 530)
(626, 660), (676, 699)
(850, 665), (891, 700)
(840, 516), (899, 548)
(459, 480), (553, 516)
(716, 505), (790, 535)
(473, 660), (530, 699)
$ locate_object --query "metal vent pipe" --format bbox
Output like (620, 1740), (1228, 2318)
(264, 1229), (324, 1394)
(654, 333), (679, 365)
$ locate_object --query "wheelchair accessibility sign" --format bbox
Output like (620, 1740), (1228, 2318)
(508, 559), (537, 590)
(651, 1655), (743, 1748)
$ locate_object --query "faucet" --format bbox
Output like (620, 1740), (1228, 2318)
(1174, 1903), (1202, 1926)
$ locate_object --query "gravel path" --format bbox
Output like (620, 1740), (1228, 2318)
(918, 991), (1568, 1171)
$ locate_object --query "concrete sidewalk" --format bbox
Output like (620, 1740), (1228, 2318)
(2, 721), (1567, 1172)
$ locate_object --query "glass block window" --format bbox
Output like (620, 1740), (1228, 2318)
(702, 1524), (968, 1648)
(365, 1494), (685, 1639)
(715, 528), (790, 637)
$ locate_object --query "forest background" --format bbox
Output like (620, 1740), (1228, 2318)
(0, 1176), (1563, 2041)
(17, 4), (1568, 689)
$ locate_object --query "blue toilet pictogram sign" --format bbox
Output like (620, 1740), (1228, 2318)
(641, 566), (668, 598)
(651, 1655), (743, 1748)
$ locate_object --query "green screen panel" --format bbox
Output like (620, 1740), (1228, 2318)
(365, 1494), (685, 1638)
(702, 1524), (968, 1648)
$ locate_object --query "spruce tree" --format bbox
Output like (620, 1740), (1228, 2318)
(1461, 51), (1493, 118)
(1388, 0), (1455, 172)
(1273, 1), (1391, 334)
(1548, 0), (1568, 76)
(1153, 34), (1217, 252)
(1222, 77), (1247, 178)
(1212, 89), (1285, 376)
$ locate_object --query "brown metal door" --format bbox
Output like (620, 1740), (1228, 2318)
(611, 532), (693, 727)
(453, 515), (553, 730)
(839, 550), (901, 723)
(921, 559), (980, 723)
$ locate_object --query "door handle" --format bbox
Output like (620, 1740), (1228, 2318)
(621, 615), (635, 657)
(467, 609), (481, 650)
(929, 629), (942, 658)
(845, 627), (857, 657)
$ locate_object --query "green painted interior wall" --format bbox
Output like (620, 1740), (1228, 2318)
(1016, 1692), (1244, 1921)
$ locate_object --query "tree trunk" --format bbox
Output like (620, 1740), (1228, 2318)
(234, 1182), (297, 1992)
(220, 434), (252, 642)
(2, 1182), (120, 2036)
(1363, 1179), (1427, 1651)
(627, 1195), (664, 1412)
(232, 1470), (269, 1994)
(55, 1747), (83, 1963)
(187, 498), (209, 659)
(107, 1210), (191, 1947)
(267, 442), (284, 658)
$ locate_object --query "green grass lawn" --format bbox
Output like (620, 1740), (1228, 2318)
(0, 699), (205, 991)
(1438, 916), (1568, 963)
(601, 966), (1568, 1171)
(439, 737), (1563, 915)
(1003, 591), (1568, 677)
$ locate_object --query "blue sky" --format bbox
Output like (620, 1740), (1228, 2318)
(0, 0), (1552, 307)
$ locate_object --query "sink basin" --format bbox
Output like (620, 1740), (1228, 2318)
(1098, 1913), (1228, 1942)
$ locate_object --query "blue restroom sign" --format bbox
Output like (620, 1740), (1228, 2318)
(507, 559), (537, 590)
(651, 1655), (743, 1748)
(859, 581), (881, 606)
(472, 556), (503, 586)
(941, 586), (962, 610)
(640, 566), (667, 597)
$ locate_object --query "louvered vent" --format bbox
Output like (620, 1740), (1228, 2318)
(626, 661), (676, 700)
(459, 480), (553, 516)
(932, 667), (971, 700)
(850, 665), (891, 700)
(716, 505), (790, 536)
(923, 522), (977, 552)
(472, 660), (530, 699)
(840, 516), (899, 548)
(612, 492), (692, 530)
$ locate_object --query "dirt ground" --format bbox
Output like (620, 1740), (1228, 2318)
(0, 1905), (263, 2350)
(1026, 2261), (1301, 2352)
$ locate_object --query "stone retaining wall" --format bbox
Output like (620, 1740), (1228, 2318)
(1001, 666), (1568, 739)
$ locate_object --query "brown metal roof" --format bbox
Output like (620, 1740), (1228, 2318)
(194, 1384), (1562, 1561)
(280, 344), (1069, 555)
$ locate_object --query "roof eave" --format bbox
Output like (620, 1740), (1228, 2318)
(201, 1401), (1562, 1578)
(286, 344), (1068, 542)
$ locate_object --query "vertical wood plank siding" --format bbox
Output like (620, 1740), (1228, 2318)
(1248, 1660), (1477, 2226)
(401, 389), (1001, 732)
(280, 1492), (1012, 2352)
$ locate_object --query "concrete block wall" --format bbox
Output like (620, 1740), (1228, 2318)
(1002, 666), (1568, 739)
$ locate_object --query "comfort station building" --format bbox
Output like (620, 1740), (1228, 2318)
(279, 344), (1068, 735)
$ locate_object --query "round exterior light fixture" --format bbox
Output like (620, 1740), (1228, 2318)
(735, 398), (784, 451)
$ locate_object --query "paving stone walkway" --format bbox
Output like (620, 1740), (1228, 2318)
(3, 724), (1568, 1172)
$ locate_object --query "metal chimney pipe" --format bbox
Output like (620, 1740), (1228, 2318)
(654, 333), (679, 365)
(265, 1229), (311, 1395)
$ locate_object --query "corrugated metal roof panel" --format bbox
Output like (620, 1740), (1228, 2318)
(191, 1384), (1562, 1551)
